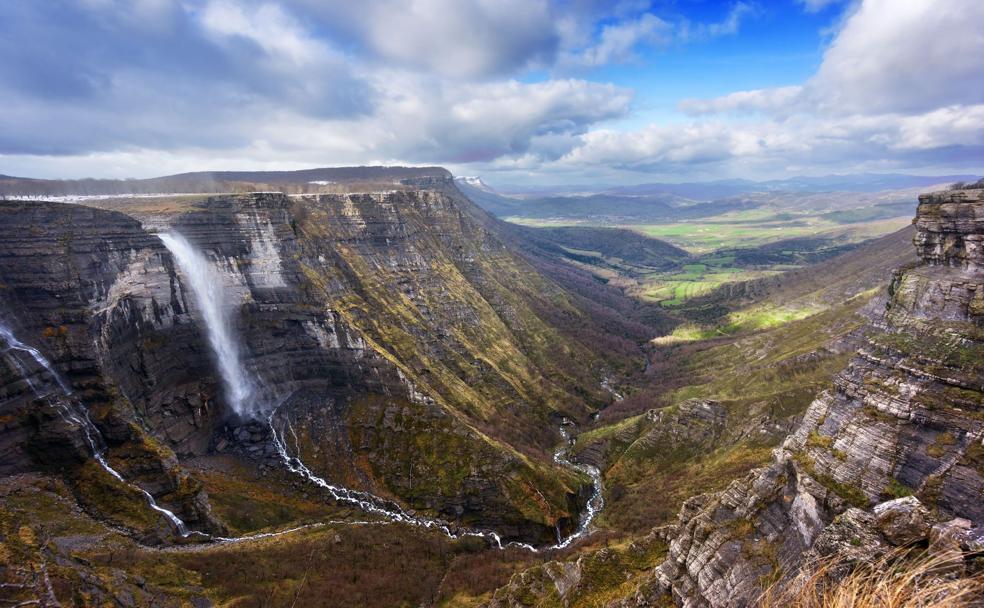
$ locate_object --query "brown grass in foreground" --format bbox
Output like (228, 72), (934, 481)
(758, 549), (984, 608)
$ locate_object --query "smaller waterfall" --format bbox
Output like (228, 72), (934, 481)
(159, 232), (254, 417)
(0, 320), (192, 537)
(552, 422), (604, 549)
(0, 323), (71, 395)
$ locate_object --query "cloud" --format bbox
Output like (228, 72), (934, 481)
(287, 76), (633, 164)
(808, 0), (984, 114)
(562, 13), (671, 68)
(285, 0), (560, 79)
(676, 0), (984, 119)
(678, 2), (755, 40)
(678, 2), (756, 42)
(552, 105), (984, 175)
(679, 86), (804, 116)
(0, 0), (977, 181)
(573, 0), (984, 177)
(0, 0), (375, 155)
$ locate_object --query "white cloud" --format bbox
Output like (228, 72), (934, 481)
(568, 0), (984, 178)
(552, 103), (984, 175)
(200, 1), (331, 66)
(288, 0), (560, 79)
(563, 13), (671, 68)
(809, 0), (984, 114)
(0, 0), (978, 181)
(679, 86), (804, 115)
(678, 2), (756, 42)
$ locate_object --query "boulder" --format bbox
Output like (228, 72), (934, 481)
(872, 496), (931, 546)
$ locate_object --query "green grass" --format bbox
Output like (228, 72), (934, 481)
(640, 266), (783, 308)
(631, 216), (909, 254)
(509, 212), (910, 256)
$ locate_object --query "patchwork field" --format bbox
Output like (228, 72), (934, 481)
(509, 206), (912, 308)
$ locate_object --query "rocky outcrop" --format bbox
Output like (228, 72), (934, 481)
(913, 188), (984, 271)
(644, 188), (984, 607)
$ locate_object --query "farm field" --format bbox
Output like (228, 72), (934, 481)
(508, 209), (911, 254)
(512, 208), (912, 308)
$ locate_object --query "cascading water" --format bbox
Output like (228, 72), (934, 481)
(0, 323), (71, 394)
(552, 422), (604, 549)
(158, 232), (254, 417)
(154, 233), (604, 551)
(0, 319), (192, 537)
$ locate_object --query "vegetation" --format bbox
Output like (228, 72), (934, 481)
(510, 207), (910, 255)
(758, 549), (984, 608)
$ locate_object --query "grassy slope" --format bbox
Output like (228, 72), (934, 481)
(582, 296), (871, 533)
(566, 227), (917, 534)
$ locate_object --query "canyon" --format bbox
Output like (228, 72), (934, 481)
(0, 170), (981, 606)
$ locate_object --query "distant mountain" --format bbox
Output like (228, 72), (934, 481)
(454, 176), (496, 192)
(0, 166), (452, 197)
(604, 173), (978, 198)
(455, 177), (758, 222)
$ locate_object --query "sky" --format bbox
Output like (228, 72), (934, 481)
(0, 0), (981, 185)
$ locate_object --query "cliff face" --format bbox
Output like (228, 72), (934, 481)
(644, 188), (984, 607)
(0, 184), (624, 544)
(0, 201), (223, 538)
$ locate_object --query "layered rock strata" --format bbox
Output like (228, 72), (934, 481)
(0, 184), (615, 543)
(640, 188), (984, 607)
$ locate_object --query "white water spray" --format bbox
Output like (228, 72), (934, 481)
(158, 232), (254, 416)
(0, 320), (192, 537)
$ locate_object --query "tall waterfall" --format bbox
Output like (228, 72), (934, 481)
(159, 232), (254, 417)
(0, 319), (192, 537)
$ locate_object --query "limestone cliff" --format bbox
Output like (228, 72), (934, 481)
(644, 188), (984, 607)
(484, 188), (984, 607)
(0, 183), (627, 544)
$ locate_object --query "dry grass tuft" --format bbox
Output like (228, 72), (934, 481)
(758, 549), (984, 608)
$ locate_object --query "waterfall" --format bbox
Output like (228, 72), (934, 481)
(0, 319), (192, 537)
(552, 422), (604, 549)
(158, 232), (254, 417)
(151, 233), (604, 550)
(0, 323), (71, 395)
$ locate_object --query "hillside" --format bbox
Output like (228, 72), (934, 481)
(0, 172), (680, 605)
(483, 187), (984, 607)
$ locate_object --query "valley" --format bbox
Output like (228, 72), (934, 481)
(0, 168), (981, 607)
(2, 2), (983, 606)
(460, 178), (922, 312)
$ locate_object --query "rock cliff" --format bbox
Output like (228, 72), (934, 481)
(644, 188), (984, 606)
(0, 181), (631, 545)
(482, 187), (984, 607)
